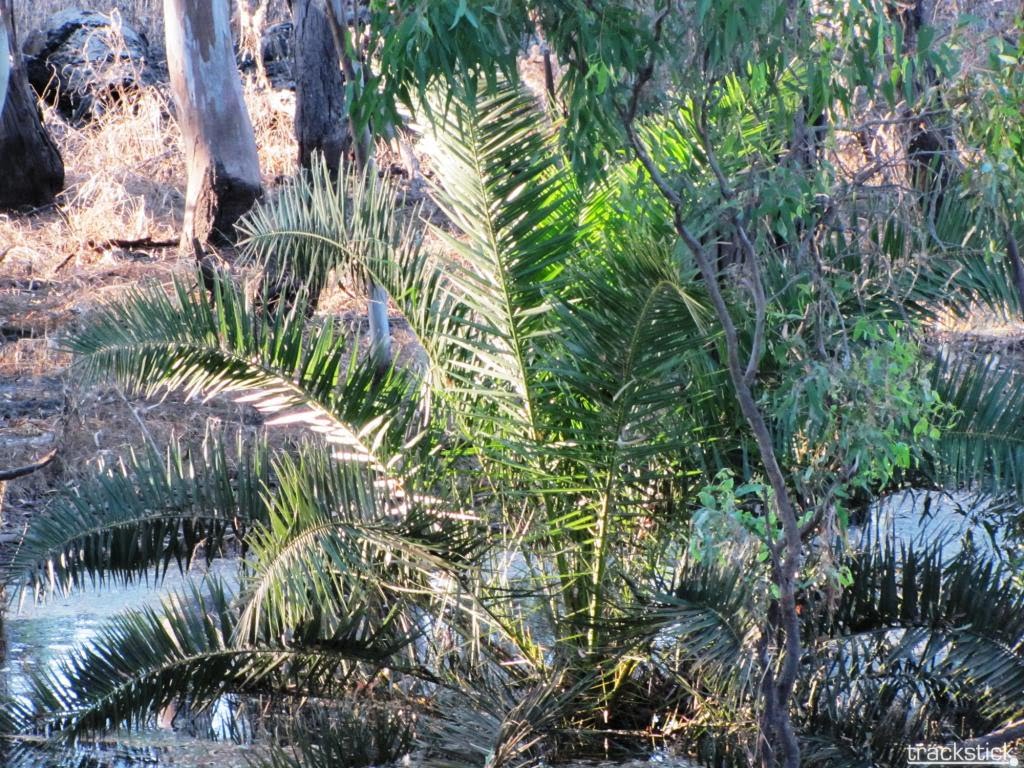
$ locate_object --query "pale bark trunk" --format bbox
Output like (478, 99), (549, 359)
(0, 0), (64, 209)
(293, 0), (349, 175)
(0, 9), (9, 115)
(164, 0), (262, 247)
(325, 0), (391, 374)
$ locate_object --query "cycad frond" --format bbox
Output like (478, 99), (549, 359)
(804, 542), (1024, 753)
(10, 578), (413, 740)
(65, 271), (416, 470)
(423, 80), (579, 446)
(235, 449), (532, 674)
(8, 432), (271, 596)
(928, 349), (1024, 499)
(238, 155), (414, 306)
(237, 151), (468, 409)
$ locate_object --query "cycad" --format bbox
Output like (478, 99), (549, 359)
(6, 78), (1024, 768)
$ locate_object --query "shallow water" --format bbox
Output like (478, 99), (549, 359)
(1, 561), (252, 767)
(10, 487), (997, 768)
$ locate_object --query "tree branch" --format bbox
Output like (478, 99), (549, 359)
(0, 448), (58, 481)
(616, 48), (804, 768)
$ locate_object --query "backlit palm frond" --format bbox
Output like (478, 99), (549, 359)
(540, 237), (715, 648)
(64, 271), (416, 471)
(238, 155), (413, 308)
(234, 449), (530, 673)
(237, 152), (470, 410)
(9, 577), (420, 741)
(8, 431), (271, 596)
(423, 80), (579, 450)
(927, 348), (1024, 499)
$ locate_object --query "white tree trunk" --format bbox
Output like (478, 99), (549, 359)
(164, 0), (262, 247)
(0, 7), (9, 116)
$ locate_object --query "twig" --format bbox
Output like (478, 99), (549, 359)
(963, 718), (1024, 750)
(117, 389), (161, 457)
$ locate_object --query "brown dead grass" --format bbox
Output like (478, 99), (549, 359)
(2, 0), (1021, 546)
(0, 6), (301, 540)
(12, 0), (292, 58)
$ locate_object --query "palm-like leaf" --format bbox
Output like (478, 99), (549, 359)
(237, 449), (479, 644)
(927, 348), (1024, 500)
(801, 542), (1024, 763)
(238, 155), (413, 308)
(8, 578), (397, 738)
(237, 153), (470, 421)
(64, 271), (415, 472)
(8, 431), (271, 596)
(420, 80), (578, 450)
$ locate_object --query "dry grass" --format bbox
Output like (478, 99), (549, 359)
(12, 0), (292, 58)
(0, 3), (300, 541)
(2, 0), (1020, 543)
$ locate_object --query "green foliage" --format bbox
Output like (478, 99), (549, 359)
(9, 4), (1024, 762)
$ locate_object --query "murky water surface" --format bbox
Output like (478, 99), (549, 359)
(1, 563), (252, 767)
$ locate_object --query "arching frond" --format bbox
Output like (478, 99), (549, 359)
(8, 432), (271, 596)
(801, 541), (1024, 760)
(238, 155), (414, 306)
(9, 578), (415, 740)
(235, 449), (537, 676)
(422, 80), (579, 450)
(64, 271), (416, 470)
(928, 348), (1024, 499)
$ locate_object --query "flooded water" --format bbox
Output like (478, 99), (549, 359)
(857, 488), (1020, 563)
(1, 562), (253, 767)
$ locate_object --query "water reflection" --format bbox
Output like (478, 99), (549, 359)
(1, 560), (252, 767)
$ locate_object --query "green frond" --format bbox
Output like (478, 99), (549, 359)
(928, 349), (1024, 499)
(64, 271), (417, 471)
(235, 449), (530, 673)
(645, 556), (760, 707)
(801, 541), (1024, 757)
(237, 151), (470, 409)
(8, 432), (271, 596)
(9, 578), (414, 740)
(422, 80), (579, 446)
(238, 155), (415, 308)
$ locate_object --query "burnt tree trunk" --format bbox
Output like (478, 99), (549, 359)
(293, 0), (349, 175)
(164, 0), (262, 247)
(0, 0), (64, 209)
(889, 0), (956, 215)
(253, 0), (351, 319)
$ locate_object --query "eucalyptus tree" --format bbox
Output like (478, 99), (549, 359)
(524, 0), (1024, 764)
(0, 7), (8, 115)
(163, 0), (262, 248)
(0, 0), (64, 208)
(6, 72), (1024, 767)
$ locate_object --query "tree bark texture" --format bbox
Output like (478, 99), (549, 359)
(0, 0), (64, 209)
(292, 0), (349, 175)
(164, 0), (262, 247)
